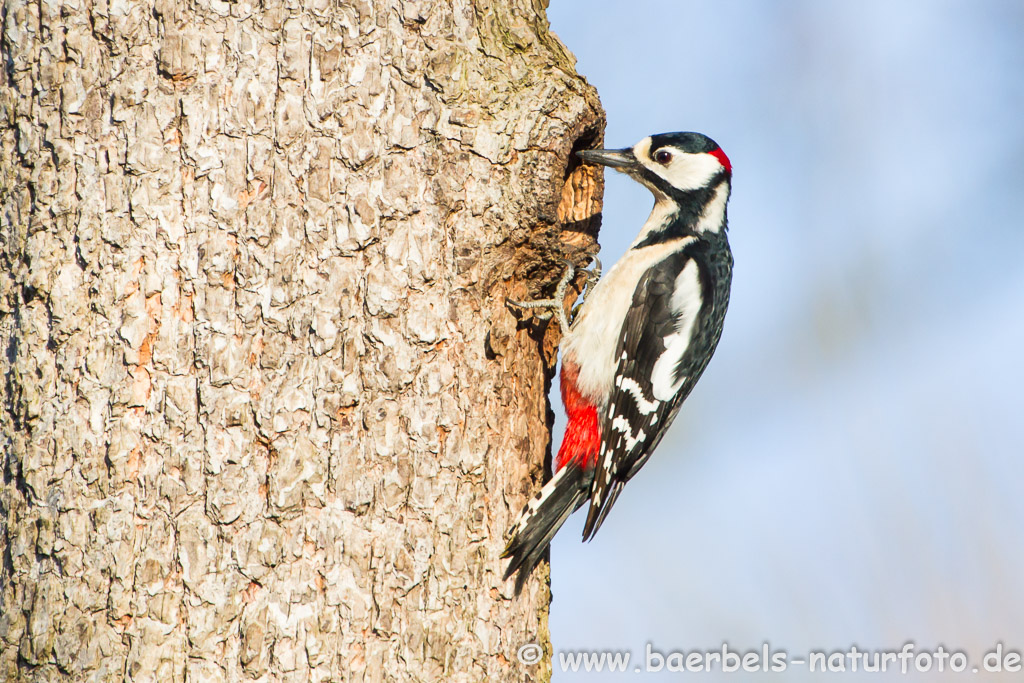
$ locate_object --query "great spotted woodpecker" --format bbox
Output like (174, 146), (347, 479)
(504, 132), (734, 592)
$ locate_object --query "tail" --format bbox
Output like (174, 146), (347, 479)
(502, 463), (592, 593)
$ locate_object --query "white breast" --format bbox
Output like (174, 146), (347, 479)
(562, 227), (696, 406)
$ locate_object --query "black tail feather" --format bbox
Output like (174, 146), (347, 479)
(502, 464), (592, 594)
(582, 479), (624, 542)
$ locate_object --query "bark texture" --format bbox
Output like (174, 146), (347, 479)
(0, 0), (603, 680)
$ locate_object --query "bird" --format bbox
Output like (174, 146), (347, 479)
(503, 132), (734, 593)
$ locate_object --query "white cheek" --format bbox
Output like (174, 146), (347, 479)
(658, 154), (723, 191)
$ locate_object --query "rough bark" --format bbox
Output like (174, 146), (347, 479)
(0, 0), (603, 680)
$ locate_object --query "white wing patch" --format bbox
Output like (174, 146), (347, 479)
(615, 376), (661, 415)
(651, 260), (703, 401)
(651, 332), (688, 401)
(611, 416), (646, 451)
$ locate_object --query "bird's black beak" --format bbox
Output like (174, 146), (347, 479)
(576, 148), (638, 171)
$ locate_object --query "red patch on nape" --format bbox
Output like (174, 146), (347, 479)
(709, 147), (732, 175)
(556, 361), (600, 472)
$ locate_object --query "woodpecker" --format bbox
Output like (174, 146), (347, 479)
(503, 132), (734, 592)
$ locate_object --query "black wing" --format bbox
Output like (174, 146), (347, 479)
(582, 246), (719, 540)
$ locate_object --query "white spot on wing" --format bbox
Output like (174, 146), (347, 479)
(651, 333), (686, 400)
(651, 260), (703, 401)
(618, 377), (660, 415)
(611, 416), (646, 451)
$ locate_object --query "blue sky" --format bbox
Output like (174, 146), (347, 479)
(544, 1), (1024, 679)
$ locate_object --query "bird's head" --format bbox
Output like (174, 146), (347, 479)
(577, 132), (731, 198)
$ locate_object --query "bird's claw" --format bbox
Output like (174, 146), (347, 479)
(506, 297), (555, 322)
(506, 258), (588, 333)
(506, 256), (603, 332)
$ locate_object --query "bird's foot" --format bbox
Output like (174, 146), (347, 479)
(506, 260), (580, 333)
(582, 256), (602, 285)
(569, 256), (601, 323)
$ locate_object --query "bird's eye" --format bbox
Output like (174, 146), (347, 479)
(654, 150), (672, 164)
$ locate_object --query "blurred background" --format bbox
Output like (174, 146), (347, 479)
(544, 1), (1024, 679)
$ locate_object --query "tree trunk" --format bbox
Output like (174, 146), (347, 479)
(0, 0), (603, 680)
